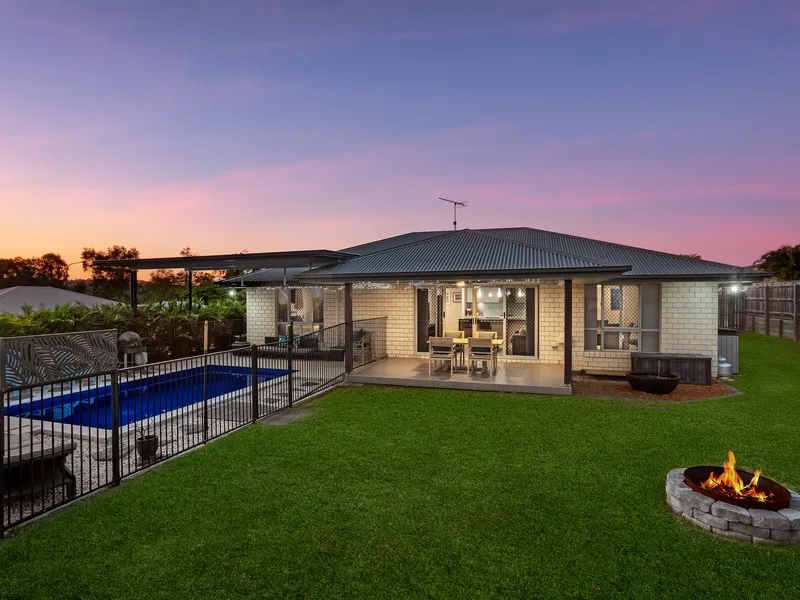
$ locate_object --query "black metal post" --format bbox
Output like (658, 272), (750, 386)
(202, 352), (209, 441)
(129, 270), (138, 311)
(251, 348), (259, 422)
(564, 279), (573, 386)
(344, 283), (353, 373)
(187, 270), (193, 312)
(287, 323), (294, 409)
(110, 370), (121, 485)
(0, 389), (5, 539)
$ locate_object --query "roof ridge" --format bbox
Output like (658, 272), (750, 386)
(492, 226), (759, 272)
(470, 229), (613, 268)
(339, 230), (451, 255)
(334, 229), (462, 260)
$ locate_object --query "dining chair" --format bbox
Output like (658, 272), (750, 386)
(467, 338), (495, 375)
(428, 337), (457, 375)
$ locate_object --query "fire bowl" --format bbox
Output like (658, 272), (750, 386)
(684, 466), (791, 511)
(626, 372), (680, 394)
(666, 469), (800, 546)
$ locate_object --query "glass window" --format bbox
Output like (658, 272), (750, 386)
(585, 284), (660, 352)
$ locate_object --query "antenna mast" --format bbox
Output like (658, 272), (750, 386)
(438, 197), (467, 230)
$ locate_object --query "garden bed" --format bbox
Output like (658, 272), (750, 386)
(572, 376), (737, 401)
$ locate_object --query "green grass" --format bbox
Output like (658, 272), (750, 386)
(2, 333), (800, 599)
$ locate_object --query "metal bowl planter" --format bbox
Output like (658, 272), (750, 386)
(626, 372), (680, 395)
(135, 434), (159, 461)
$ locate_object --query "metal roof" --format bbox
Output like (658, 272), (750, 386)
(95, 249), (356, 272)
(482, 228), (766, 280)
(340, 231), (453, 256)
(297, 229), (632, 281)
(218, 226), (768, 286)
(0, 286), (118, 315)
(218, 267), (308, 287)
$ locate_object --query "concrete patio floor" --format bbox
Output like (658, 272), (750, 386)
(346, 358), (570, 395)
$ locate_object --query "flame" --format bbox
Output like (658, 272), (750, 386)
(701, 451), (773, 503)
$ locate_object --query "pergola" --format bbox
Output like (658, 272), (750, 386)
(94, 249), (363, 371)
(95, 249), (355, 310)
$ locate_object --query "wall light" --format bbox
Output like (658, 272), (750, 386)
(456, 281), (466, 287)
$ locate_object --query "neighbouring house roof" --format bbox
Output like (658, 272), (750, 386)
(218, 226), (769, 286)
(0, 286), (118, 315)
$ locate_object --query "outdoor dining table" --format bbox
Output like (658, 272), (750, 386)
(451, 338), (503, 372)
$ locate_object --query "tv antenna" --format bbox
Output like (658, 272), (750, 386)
(439, 197), (467, 230)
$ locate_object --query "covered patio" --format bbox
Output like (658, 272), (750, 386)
(346, 357), (569, 395)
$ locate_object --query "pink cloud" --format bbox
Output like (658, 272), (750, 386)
(1, 121), (797, 273)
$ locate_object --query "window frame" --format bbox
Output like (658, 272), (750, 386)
(584, 283), (661, 352)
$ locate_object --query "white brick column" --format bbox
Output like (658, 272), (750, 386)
(245, 288), (277, 343)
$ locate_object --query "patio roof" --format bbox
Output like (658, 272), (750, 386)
(94, 249), (356, 272)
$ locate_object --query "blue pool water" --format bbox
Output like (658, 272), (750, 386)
(4, 365), (290, 429)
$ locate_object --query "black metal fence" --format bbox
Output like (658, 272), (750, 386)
(1, 322), (347, 536)
(351, 317), (388, 368)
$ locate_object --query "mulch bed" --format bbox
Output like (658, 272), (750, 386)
(572, 377), (738, 401)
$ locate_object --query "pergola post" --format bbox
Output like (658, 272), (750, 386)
(344, 283), (353, 373)
(564, 279), (573, 386)
(129, 270), (138, 311)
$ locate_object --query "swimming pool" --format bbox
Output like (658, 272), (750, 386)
(4, 365), (290, 429)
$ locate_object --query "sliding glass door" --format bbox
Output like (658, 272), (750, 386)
(416, 288), (444, 352)
(416, 285), (537, 357)
(504, 287), (536, 357)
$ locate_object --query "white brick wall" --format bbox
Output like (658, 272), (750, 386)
(252, 280), (720, 376)
(324, 286), (416, 357)
(660, 282), (719, 376)
(245, 288), (276, 343)
(570, 281), (719, 376)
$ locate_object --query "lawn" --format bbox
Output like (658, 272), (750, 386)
(1, 334), (800, 599)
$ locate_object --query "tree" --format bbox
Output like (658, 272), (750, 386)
(216, 249), (250, 280)
(0, 253), (69, 288)
(34, 253), (69, 282)
(755, 245), (800, 281)
(81, 245), (139, 297)
(149, 269), (184, 288)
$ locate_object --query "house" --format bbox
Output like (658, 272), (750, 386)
(0, 286), (118, 315)
(215, 227), (767, 392)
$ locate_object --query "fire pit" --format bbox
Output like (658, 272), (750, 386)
(666, 452), (800, 545)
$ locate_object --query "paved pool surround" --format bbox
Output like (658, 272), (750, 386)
(666, 468), (800, 545)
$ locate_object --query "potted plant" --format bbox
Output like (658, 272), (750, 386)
(135, 416), (159, 462)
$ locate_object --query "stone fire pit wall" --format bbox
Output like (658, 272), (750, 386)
(666, 469), (800, 545)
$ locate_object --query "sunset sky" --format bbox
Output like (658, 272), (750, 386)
(1, 1), (798, 277)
